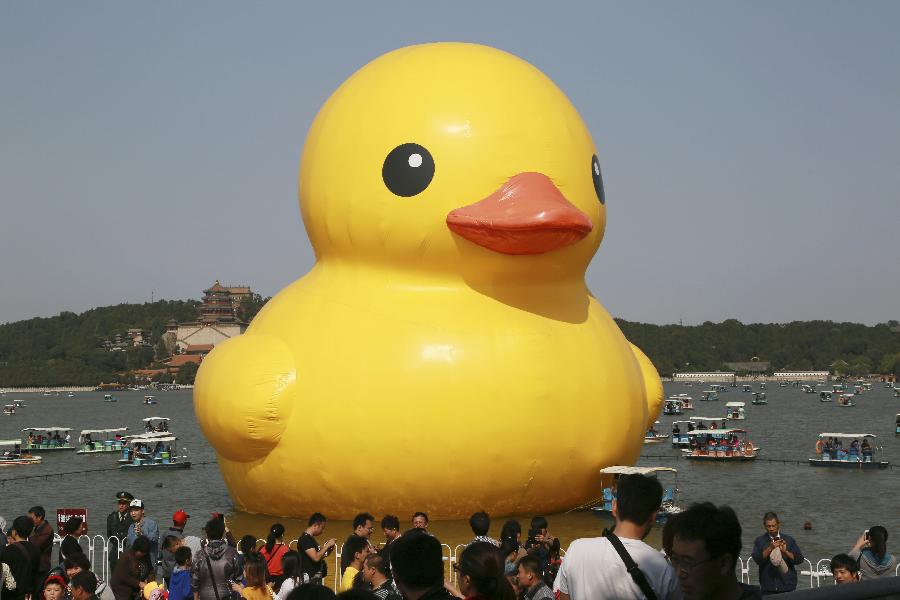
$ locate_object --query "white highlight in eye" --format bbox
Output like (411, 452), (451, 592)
(594, 161), (600, 176)
(408, 153), (423, 168)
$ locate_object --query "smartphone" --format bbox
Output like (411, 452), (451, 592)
(864, 530), (869, 539)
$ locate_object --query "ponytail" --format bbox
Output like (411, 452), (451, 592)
(868, 526), (888, 563)
(265, 523), (285, 554)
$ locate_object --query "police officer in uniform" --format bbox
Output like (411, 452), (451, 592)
(106, 491), (134, 572)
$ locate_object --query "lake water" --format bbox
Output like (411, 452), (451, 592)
(1, 382), (898, 587)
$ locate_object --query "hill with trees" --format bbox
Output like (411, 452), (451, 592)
(0, 302), (897, 385)
(617, 318), (900, 377)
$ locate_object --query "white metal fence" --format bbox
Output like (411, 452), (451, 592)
(59, 535), (900, 591)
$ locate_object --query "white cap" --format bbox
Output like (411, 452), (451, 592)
(129, 499), (144, 509)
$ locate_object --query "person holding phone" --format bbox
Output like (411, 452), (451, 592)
(849, 526), (897, 579)
(751, 512), (804, 594)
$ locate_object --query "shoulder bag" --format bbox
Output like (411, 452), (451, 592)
(602, 529), (657, 600)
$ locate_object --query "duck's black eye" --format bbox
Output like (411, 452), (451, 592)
(382, 143), (435, 197)
(591, 154), (605, 204)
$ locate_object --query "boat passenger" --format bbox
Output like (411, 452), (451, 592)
(861, 439), (873, 462)
(849, 440), (860, 459)
(28, 432), (35, 447)
(672, 424), (680, 436)
(697, 422), (707, 431)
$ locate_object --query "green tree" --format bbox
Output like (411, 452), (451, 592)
(877, 353), (899, 375)
(175, 361), (199, 385)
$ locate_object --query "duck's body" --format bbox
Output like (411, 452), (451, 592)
(195, 43), (662, 518)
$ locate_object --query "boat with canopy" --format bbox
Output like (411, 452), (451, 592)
(594, 466), (681, 522)
(77, 428), (129, 454)
(21, 427), (74, 451)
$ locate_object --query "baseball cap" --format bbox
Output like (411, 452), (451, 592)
(116, 491), (135, 502)
(172, 510), (189, 524)
(129, 499), (144, 509)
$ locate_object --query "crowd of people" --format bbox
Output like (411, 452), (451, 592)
(1, 480), (897, 600)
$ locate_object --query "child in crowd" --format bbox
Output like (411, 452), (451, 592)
(43, 575), (68, 600)
(231, 553), (273, 600)
(167, 546), (193, 600)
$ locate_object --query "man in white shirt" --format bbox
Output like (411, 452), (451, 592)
(554, 473), (681, 600)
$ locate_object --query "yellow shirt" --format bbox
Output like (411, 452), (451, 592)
(340, 566), (359, 592)
(241, 586), (273, 600)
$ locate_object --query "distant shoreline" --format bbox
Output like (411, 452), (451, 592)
(0, 386), (97, 393)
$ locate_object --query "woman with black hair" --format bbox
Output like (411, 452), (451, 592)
(58, 518), (85, 565)
(453, 543), (515, 600)
(260, 524), (289, 585)
(274, 552), (306, 600)
(498, 521), (525, 562)
(849, 526), (898, 579)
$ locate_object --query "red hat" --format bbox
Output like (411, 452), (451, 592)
(172, 510), (190, 525)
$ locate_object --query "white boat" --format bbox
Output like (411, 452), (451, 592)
(3, 405), (16, 416)
(742, 384), (752, 393)
(663, 398), (684, 415)
(67, 392), (75, 398)
(810, 433), (887, 469)
(801, 385), (815, 394)
(751, 392), (768, 405)
(724, 401), (746, 420)
(21, 427), (74, 451)
(682, 428), (759, 461)
(594, 466), (681, 522)
(689, 416), (723, 430)
(701, 390), (719, 401)
(0, 439), (42, 466)
(76, 428), (129, 454)
(104, 394), (117, 403)
(644, 422), (669, 444)
(820, 391), (833, 402)
(13, 399), (26, 408)
(118, 435), (190, 470)
(671, 420), (694, 448)
(760, 382), (767, 390)
(837, 394), (856, 407)
(143, 395), (158, 405)
(142, 417), (171, 433)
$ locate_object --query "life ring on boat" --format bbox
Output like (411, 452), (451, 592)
(743, 442), (755, 457)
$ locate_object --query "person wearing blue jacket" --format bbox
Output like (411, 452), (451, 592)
(751, 512), (804, 594)
(168, 547), (193, 600)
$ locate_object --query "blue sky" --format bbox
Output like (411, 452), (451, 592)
(1, 2), (898, 325)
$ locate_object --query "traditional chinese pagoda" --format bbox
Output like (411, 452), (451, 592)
(165, 280), (250, 353)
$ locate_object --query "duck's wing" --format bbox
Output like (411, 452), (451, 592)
(629, 342), (664, 429)
(194, 333), (296, 462)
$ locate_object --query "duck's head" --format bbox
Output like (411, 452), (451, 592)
(300, 43), (605, 283)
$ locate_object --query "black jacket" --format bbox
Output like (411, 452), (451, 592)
(107, 511), (133, 542)
(0, 541), (40, 600)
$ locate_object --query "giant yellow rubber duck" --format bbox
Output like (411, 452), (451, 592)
(194, 43), (663, 519)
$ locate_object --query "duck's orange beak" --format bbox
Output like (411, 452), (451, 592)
(446, 172), (593, 255)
